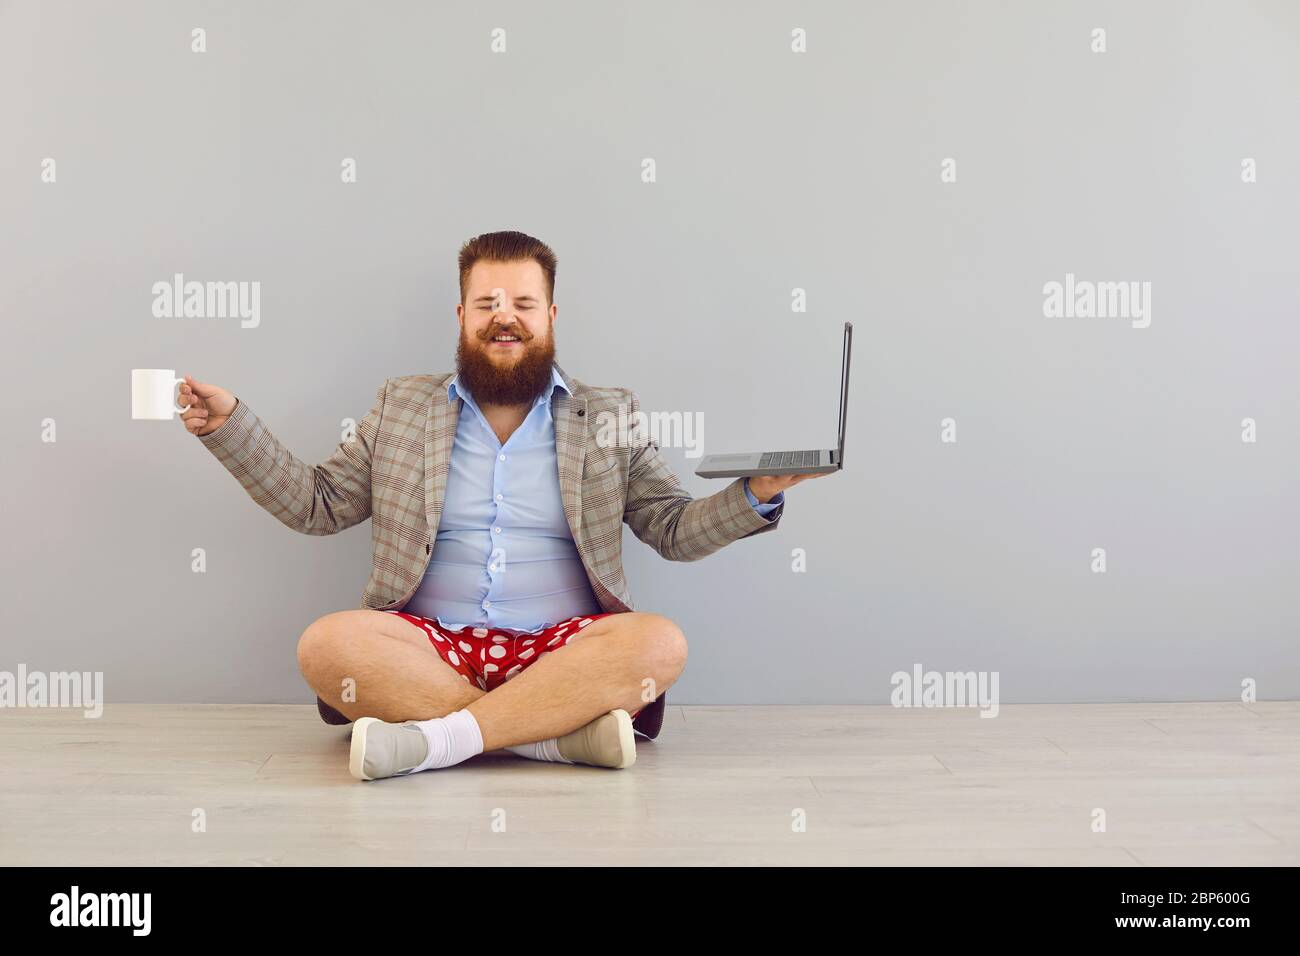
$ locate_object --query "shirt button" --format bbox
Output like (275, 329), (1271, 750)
(482, 600), (492, 610)
(492, 526), (501, 534)
(495, 493), (504, 502)
(489, 563), (498, 572)
(498, 453), (506, 462)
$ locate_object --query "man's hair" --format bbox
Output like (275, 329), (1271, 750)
(457, 230), (558, 306)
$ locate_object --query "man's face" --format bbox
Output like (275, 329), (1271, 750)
(455, 258), (558, 406)
(457, 259), (555, 368)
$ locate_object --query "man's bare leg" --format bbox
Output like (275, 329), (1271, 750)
(297, 610), (483, 723)
(296, 609), (686, 748)
(466, 612), (687, 751)
(298, 610), (686, 777)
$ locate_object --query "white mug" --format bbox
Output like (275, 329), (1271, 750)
(131, 369), (192, 420)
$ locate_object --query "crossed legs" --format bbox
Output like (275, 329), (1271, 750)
(296, 610), (686, 752)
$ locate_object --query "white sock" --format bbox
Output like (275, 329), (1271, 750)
(506, 738), (573, 764)
(411, 709), (485, 773)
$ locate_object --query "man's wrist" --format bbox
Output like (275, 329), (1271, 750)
(747, 476), (777, 504)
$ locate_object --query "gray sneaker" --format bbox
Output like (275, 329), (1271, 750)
(557, 709), (636, 769)
(348, 717), (430, 781)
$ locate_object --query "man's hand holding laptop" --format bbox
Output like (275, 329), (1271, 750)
(747, 472), (830, 502)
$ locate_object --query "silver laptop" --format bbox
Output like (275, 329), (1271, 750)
(696, 322), (852, 478)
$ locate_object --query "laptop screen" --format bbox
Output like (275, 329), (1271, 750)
(837, 322), (852, 465)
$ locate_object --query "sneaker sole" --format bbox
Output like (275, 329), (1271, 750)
(349, 716), (381, 781)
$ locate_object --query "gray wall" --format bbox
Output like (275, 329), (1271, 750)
(3, 0), (1297, 705)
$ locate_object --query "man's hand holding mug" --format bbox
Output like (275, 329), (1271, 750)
(177, 375), (237, 437)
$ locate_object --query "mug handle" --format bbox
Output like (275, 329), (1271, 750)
(172, 378), (192, 415)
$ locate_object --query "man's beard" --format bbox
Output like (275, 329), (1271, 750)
(455, 319), (557, 406)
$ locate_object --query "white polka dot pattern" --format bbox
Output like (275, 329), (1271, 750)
(383, 610), (616, 692)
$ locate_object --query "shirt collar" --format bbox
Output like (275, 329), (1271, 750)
(447, 365), (570, 407)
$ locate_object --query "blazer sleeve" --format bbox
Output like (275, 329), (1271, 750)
(196, 379), (387, 535)
(621, 390), (783, 561)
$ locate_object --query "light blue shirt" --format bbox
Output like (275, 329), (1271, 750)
(404, 366), (782, 633)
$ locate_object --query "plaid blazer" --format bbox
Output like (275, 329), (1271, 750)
(198, 365), (784, 613)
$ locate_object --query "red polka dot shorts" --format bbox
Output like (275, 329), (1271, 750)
(384, 610), (622, 693)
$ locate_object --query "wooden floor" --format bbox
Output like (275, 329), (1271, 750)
(1, 702), (1297, 866)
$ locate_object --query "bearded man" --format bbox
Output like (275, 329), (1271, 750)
(182, 230), (822, 781)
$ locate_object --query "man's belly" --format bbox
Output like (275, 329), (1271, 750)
(402, 532), (603, 633)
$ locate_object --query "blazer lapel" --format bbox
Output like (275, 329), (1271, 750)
(553, 382), (588, 543)
(425, 373), (460, 537)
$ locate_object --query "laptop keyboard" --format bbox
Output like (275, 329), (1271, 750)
(757, 449), (822, 469)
